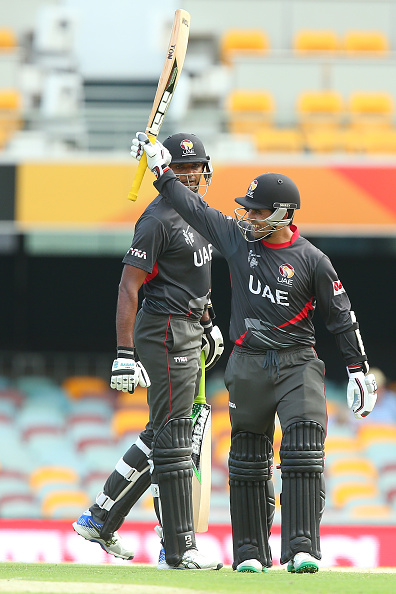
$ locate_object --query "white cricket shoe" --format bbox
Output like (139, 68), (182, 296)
(288, 552), (319, 573)
(72, 510), (134, 560)
(154, 525), (222, 570)
(237, 558), (268, 573)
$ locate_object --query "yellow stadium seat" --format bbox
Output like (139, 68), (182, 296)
(227, 89), (275, 135)
(347, 91), (394, 130)
(344, 31), (389, 55)
(62, 375), (109, 399)
(345, 128), (396, 154)
(255, 127), (304, 152)
(0, 89), (22, 149)
(41, 489), (90, 518)
(294, 30), (340, 53)
(220, 29), (269, 65)
(297, 90), (344, 131)
(332, 481), (380, 508)
(0, 28), (17, 51)
(112, 408), (149, 437)
(326, 457), (378, 481)
(358, 423), (396, 447)
(30, 466), (79, 492)
(211, 410), (230, 438)
(350, 503), (393, 519)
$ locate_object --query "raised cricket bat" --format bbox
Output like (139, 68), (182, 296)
(191, 351), (211, 533)
(128, 8), (191, 202)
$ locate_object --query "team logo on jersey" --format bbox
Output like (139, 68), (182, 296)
(246, 179), (258, 198)
(183, 225), (195, 246)
(278, 263), (294, 286)
(180, 139), (196, 156)
(248, 249), (261, 268)
(333, 280), (345, 296)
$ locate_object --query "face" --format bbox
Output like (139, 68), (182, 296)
(246, 208), (275, 238)
(170, 162), (205, 192)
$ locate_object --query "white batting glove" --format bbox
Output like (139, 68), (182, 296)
(201, 320), (224, 370)
(110, 347), (151, 394)
(131, 132), (171, 179)
(346, 365), (378, 419)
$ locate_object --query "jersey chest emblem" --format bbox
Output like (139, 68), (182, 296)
(278, 263), (295, 286)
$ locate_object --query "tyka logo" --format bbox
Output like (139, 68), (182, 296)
(127, 247), (147, 259)
(174, 356), (188, 363)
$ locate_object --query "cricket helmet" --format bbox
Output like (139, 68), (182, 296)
(163, 132), (212, 196)
(234, 172), (300, 241)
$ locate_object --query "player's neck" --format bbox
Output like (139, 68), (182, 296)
(264, 226), (293, 244)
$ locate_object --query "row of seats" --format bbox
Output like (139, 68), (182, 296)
(220, 29), (392, 64)
(0, 28), (18, 51)
(1, 374), (396, 521)
(227, 89), (396, 153)
(0, 89), (22, 149)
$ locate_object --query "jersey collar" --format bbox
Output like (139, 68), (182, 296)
(260, 225), (300, 249)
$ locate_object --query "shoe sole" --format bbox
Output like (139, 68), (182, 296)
(295, 562), (319, 574)
(72, 523), (133, 560)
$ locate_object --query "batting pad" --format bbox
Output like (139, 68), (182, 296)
(152, 417), (196, 566)
(279, 421), (325, 564)
(229, 432), (275, 569)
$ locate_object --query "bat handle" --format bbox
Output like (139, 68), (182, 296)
(127, 133), (155, 202)
(194, 351), (206, 404)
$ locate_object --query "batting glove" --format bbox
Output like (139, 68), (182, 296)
(201, 320), (224, 370)
(110, 347), (151, 394)
(131, 132), (171, 179)
(346, 364), (377, 419)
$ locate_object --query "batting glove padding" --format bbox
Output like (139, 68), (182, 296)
(110, 347), (151, 394)
(346, 365), (377, 419)
(131, 133), (171, 179)
(201, 320), (224, 370)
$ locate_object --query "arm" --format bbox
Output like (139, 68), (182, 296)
(314, 255), (377, 418)
(110, 264), (151, 394)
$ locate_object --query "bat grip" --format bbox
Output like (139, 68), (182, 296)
(194, 351), (206, 404)
(127, 133), (156, 202)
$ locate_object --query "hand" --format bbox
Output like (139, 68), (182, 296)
(110, 347), (151, 394)
(130, 132), (171, 179)
(346, 365), (377, 419)
(201, 320), (224, 370)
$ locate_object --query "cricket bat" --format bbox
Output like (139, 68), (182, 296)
(191, 351), (211, 533)
(128, 8), (191, 202)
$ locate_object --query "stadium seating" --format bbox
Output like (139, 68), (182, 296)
(226, 89), (275, 135)
(220, 29), (269, 65)
(0, 28), (17, 51)
(343, 31), (389, 55)
(293, 30), (340, 53)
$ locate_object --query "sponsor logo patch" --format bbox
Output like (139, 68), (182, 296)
(333, 280), (345, 296)
(278, 263), (295, 286)
(127, 247), (147, 259)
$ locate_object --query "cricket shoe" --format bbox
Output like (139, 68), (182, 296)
(287, 552), (319, 574)
(157, 547), (223, 570)
(236, 558), (269, 573)
(72, 510), (134, 560)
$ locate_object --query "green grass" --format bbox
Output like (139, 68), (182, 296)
(0, 564), (395, 594)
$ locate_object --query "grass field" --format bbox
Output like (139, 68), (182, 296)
(0, 564), (395, 594)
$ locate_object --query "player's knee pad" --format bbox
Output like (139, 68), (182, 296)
(228, 432), (275, 569)
(94, 437), (151, 539)
(152, 417), (196, 566)
(279, 421), (325, 564)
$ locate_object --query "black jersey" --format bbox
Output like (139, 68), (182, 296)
(155, 172), (366, 364)
(123, 193), (212, 319)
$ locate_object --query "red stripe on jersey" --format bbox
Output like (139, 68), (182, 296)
(275, 297), (314, 328)
(261, 225), (300, 249)
(144, 262), (159, 283)
(235, 330), (248, 345)
(164, 315), (172, 422)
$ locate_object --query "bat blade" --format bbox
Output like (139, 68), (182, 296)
(192, 352), (211, 533)
(128, 9), (191, 202)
